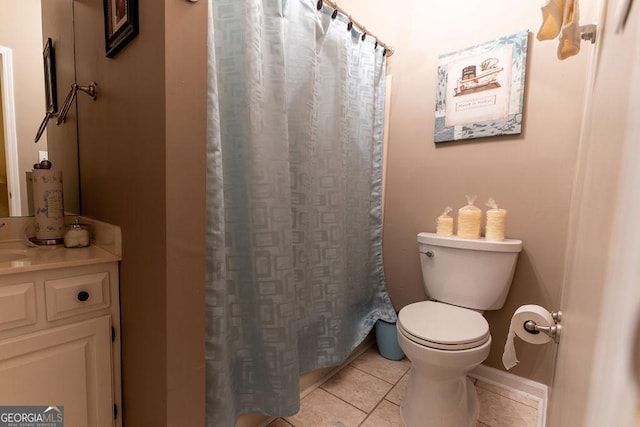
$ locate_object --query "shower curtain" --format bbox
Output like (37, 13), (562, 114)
(206, 0), (396, 425)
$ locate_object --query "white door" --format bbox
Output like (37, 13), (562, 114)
(548, 0), (640, 425)
(0, 316), (114, 427)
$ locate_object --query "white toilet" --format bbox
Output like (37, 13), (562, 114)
(397, 232), (522, 427)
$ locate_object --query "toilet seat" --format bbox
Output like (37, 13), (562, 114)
(398, 301), (490, 351)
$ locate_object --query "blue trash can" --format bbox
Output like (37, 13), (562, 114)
(375, 318), (405, 360)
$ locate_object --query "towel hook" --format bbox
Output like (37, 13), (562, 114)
(580, 24), (597, 44)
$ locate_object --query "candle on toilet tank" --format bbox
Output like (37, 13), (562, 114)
(457, 196), (481, 239)
(485, 198), (506, 241)
(436, 206), (454, 236)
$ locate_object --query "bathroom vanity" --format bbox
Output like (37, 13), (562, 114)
(0, 218), (122, 426)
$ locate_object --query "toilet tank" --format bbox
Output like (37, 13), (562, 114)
(417, 232), (522, 310)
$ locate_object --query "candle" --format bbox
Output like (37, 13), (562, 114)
(436, 206), (454, 236)
(485, 198), (506, 241)
(457, 195), (481, 239)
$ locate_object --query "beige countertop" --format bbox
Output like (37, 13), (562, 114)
(0, 240), (121, 275)
(0, 216), (122, 275)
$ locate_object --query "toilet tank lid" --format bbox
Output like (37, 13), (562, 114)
(417, 232), (522, 253)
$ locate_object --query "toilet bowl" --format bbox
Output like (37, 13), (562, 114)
(397, 301), (491, 427)
(398, 233), (522, 427)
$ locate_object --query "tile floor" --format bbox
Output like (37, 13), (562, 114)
(268, 346), (540, 427)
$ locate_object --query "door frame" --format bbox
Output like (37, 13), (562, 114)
(0, 46), (23, 216)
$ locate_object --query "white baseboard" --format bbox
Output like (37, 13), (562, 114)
(469, 364), (548, 427)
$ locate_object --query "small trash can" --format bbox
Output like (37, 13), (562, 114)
(375, 318), (405, 361)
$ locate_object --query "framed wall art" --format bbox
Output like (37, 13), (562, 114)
(35, 38), (57, 143)
(103, 0), (139, 58)
(43, 37), (57, 114)
(434, 30), (529, 143)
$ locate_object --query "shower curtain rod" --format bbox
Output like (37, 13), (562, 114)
(316, 0), (395, 57)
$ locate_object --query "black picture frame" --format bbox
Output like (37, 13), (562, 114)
(43, 38), (57, 114)
(103, 0), (139, 58)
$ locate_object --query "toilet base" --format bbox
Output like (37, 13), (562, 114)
(396, 324), (491, 427)
(400, 375), (479, 427)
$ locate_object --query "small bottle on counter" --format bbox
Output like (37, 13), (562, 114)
(64, 219), (91, 248)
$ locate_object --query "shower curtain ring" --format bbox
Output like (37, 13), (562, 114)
(361, 27), (367, 41)
(316, 0), (323, 11)
(331, 8), (338, 19)
(347, 17), (353, 31)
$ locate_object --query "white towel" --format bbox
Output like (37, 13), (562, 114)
(557, 0), (582, 59)
(536, 0), (583, 60)
(537, 0), (564, 40)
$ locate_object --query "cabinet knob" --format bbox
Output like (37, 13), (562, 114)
(77, 291), (90, 302)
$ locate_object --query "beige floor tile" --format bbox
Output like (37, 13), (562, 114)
(285, 388), (367, 427)
(360, 400), (403, 427)
(266, 419), (293, 427)
(320, 365), (392, 413)
(385, 372), (408, 406)
(476, 422), (490, 426)
(349, 346), (411, 384)
(475, 380), (540, 409)
(477, 386), (538, 427)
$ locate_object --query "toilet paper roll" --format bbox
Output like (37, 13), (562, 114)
(32, 169), (65, 241)
(502, 304), (555, 370)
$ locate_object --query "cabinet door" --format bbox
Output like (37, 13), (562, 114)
(0, 316), (113, 427)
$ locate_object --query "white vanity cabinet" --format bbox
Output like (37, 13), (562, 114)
(0, 260), (121, 427)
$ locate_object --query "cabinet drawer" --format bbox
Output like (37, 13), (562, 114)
(45, 272), (110, 321)
(0, 282), (36, 332)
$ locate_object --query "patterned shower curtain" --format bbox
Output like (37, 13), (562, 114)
(206, 0), (396, 425)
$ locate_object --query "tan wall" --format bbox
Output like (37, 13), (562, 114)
(340, 0), (592, 384)
(165, 0), (207, 426)
(73, 0), (167, 425)
(0, 0), (46, 215)
(72, 0), (207, 424)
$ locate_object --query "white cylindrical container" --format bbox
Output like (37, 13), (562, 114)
(32, 169), (65, 243)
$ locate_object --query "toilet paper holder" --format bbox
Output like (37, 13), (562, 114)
(523, 311), (562, 344)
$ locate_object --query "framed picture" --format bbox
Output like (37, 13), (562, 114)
(434, 30), (529, 143)
(35, 38), (57, 143)
(43, 38), (57, 114)
(103, 0), (139, 58)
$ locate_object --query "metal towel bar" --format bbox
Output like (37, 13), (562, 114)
(34, 82), (97, 142)
(56, 82), (97, 125)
